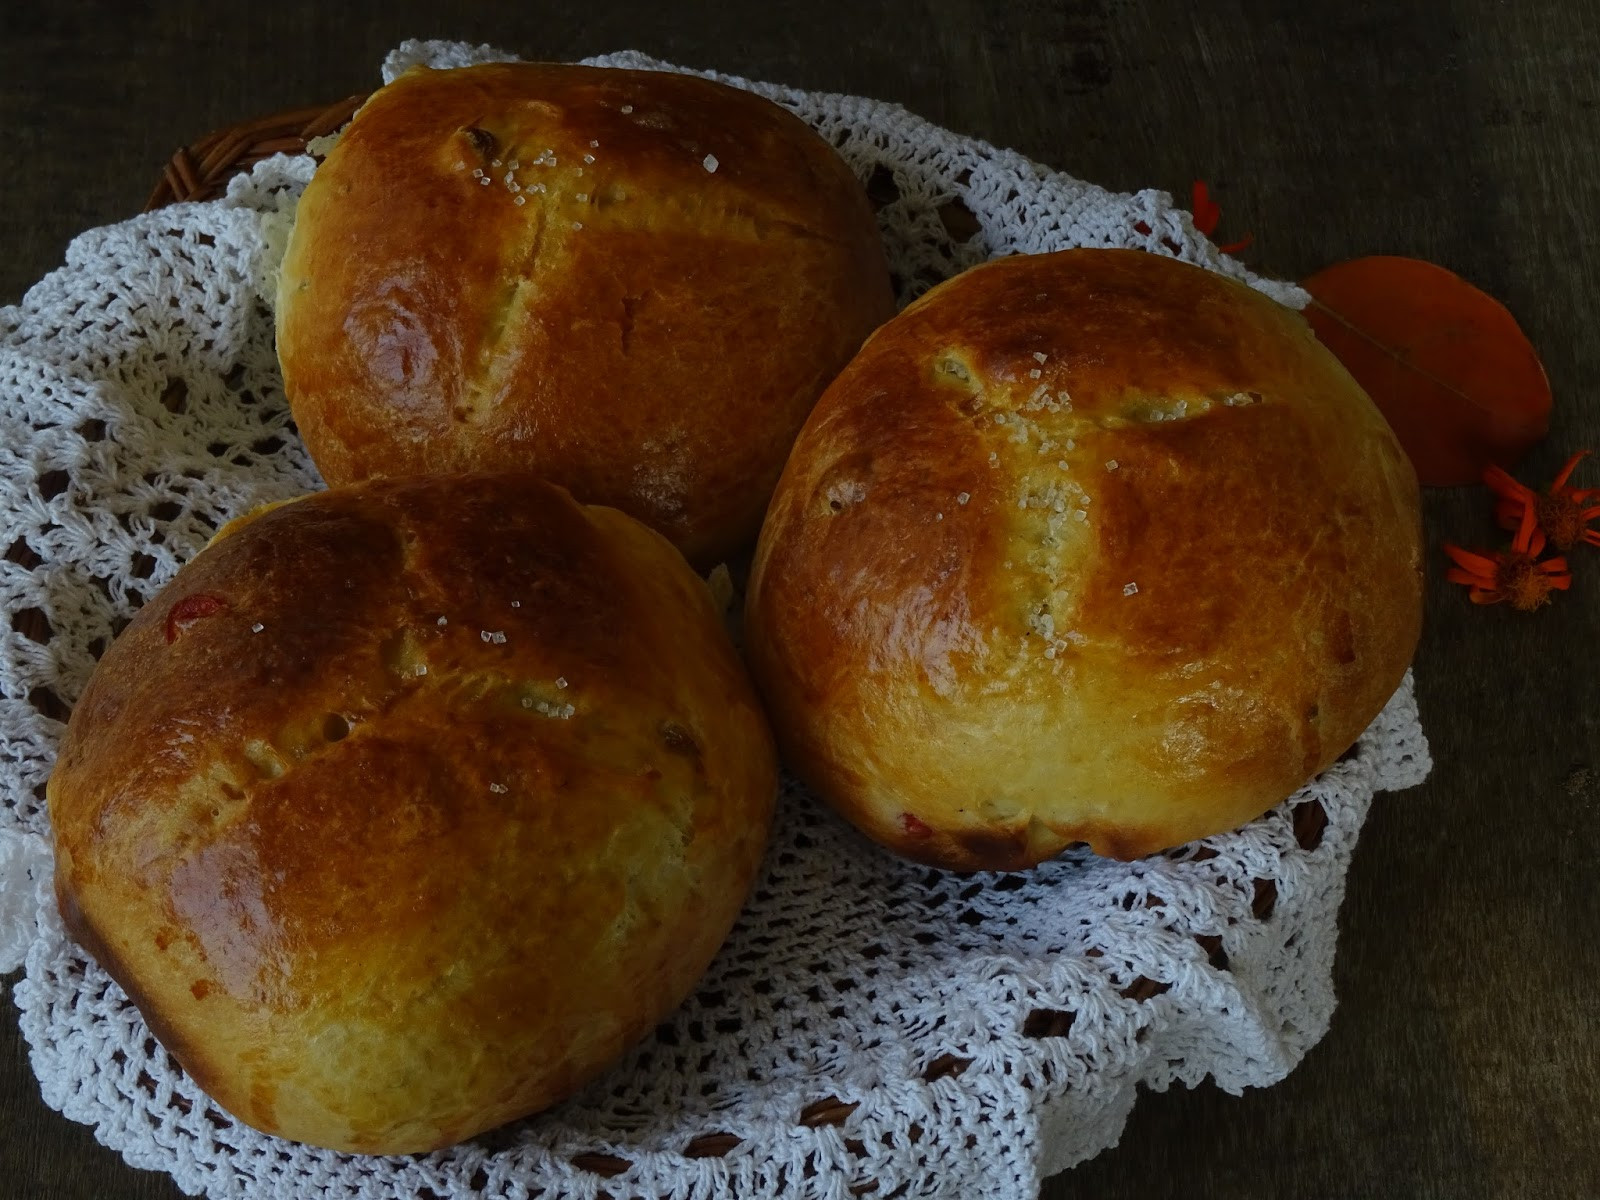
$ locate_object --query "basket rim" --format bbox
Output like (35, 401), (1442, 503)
(143, 93), (369, 211)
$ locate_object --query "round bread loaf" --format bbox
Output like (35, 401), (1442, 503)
(746, 249), (1422, 870)
(48, 474), (777, 1154)
(276, 62), (895, 569)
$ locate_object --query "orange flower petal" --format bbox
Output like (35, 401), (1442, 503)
(1191, 180), (1221, 236)
(1445, 566), (1496, 588)
(1483, 463), (1535, 503)
(1468, 589), (1504, 605)
(1511, 504), (1544, 556)
(1551, 450), (1591, 491)
(1442, 542), (1500, 574)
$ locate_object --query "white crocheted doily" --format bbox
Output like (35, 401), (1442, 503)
(0, 40), (1429, 1200)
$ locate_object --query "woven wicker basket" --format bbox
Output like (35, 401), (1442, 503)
(144, 95), (368, 210)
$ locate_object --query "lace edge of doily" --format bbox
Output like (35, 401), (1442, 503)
(4, 668), (1427, 1197)
(0, 829), (50, 975)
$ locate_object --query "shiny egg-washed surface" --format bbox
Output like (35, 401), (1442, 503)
(747, 250), (1422, 869)
(278, 62), (894, 568)
(47, 475), (776, 1154)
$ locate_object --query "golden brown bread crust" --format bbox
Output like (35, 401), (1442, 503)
(276, 62), (895, 569)
(48, 474), (777, 1153)
(745, 248), (1423, 869)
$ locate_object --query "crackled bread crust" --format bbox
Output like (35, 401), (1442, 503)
(276, 62), (895, 568)
(746, 249), (1422, 869)
(48, 474), (777, 1153)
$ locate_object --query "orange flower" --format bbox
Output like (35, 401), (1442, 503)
(1484, 450), (1600, 551)
(1190, 181), (1253, 254)
(1443, 504), (1571, 611)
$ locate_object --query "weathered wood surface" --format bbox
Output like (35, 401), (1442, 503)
(1, 3), (1595, 1197)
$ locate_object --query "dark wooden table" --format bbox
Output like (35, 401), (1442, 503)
(3, 3), (1597, 1198)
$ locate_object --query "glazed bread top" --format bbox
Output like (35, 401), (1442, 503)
(746, 248), (1423, 868)
(49, 474), (777, 1152)
(277, 62), (895, 568)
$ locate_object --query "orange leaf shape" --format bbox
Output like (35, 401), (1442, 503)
(1191, 180), (1222, 236)
(1301, 256), (1550, 487)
